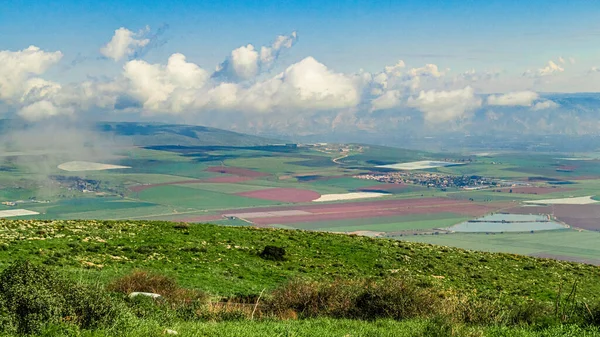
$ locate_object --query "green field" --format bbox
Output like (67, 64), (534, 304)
(174, 182), (268, 194)
(308, 176), (381, 189)
(400, 230), (600, 263)
(136, 185), (277, 210)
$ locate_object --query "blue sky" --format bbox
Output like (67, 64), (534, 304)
(2, 0), (598, 74)
(0, 0), (599, 133)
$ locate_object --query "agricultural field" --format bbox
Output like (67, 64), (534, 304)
(3, 122), (600, 266)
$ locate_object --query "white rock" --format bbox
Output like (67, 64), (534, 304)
(164, 329), (178, 335)
(128, 292), (162, 299)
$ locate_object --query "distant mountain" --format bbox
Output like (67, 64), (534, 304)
(0, 120), (280, 148)
(95, 122), (281, 147)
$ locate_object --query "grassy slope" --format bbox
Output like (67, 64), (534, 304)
(3, 219), (600, 303)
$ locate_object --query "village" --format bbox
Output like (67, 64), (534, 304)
(355, 171), (509, 190)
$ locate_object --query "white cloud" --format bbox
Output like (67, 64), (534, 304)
(569, 57), (576, 65)
(531, 100), (559, 111)
(260, 31), (298, 65)
(123, 53), (209, 113)
(590, 66), (600, 73)
(238, 56), (360, 112)
(100, 27), (150, 61)
(18, 100), (73, 120)
(0, 46), (63, 101)
(370, 90), (402, 112)
(407, 86), (481, 123)
(121, 54), (359, 115)
(408, 64), (442, 78)
(527, 60), (564, 77)
(558, 57), (565, 64)
(487, 91), (539, 106)
(383, 60), (406, 76)
(213, 32), (298, 82)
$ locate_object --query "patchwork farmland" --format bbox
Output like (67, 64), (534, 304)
(5, 140), (600, 265)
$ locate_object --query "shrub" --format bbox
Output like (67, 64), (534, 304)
(267, 278), (358, 318)
(0, 260), (121, 334)
(352, 278), (439, 320)
(0, 260), (69, 334)
(109, 270), (178, 297)
(109, 270), (208, 313)
(267, 277), (439, 320)
(259, 246), (286, 261)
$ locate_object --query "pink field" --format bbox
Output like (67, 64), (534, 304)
(219, 197), (507, 226)
(236, 188), (321, 203)
(205, 166), (269, 178)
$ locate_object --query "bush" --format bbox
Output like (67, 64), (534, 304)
(267, 278), (358, 318)
(109, 270), (179, 297)
(352, 278), (439, 320)
(0, 260), (121, 334)
(109, 270), (208, 316)
(267, 277), (439, 320)
(259, 246), (286, 261)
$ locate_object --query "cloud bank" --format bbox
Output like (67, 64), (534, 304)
(0, 27), (585, 136)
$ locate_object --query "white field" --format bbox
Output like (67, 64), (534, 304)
(556, 157), (597, 161)
(523, 196), (599, 205)
(376, 160), (466, 170)
(313, 192), (388, 202)
(0, 209), (39, 218)
(58, 161), (131, 172)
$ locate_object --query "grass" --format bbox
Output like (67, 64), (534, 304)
(2, 219), (600, 302)
(5, 220), (600, 335)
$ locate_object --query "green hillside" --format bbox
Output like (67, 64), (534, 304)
(2, 219), (600, 336)
(96, 122), (280, 147)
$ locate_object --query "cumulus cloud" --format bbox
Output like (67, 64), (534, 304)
(590, 66), (600, 73)
(0, 46), (63, 102)
(124, 53), (209, 113)
(0, 28), (590, 134)
(231, 56), (361, 112)
(213, 32), (298, 82)
(18, 100), (73, 120)
(407, 86), (481, 123)
(260, 31), (298, 66)
(122, 53), (359, 115)
(525, 59), (565, 77)
(531, 100), (559, 111)
(100, 27), (151, 61)
(487, 91), (539, 106)
(370, 90), (402, 112)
